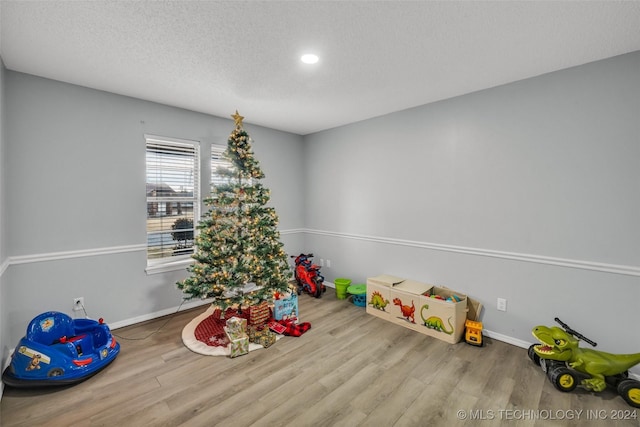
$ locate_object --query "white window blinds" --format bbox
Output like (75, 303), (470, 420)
(211, 144), (229, 188)
(146, 136), (200, 262)
(211, 144), (252, 187)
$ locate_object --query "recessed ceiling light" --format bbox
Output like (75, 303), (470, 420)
(301, 54), (319, 64)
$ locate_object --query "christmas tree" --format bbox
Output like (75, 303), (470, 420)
(177, 111), (292, 312)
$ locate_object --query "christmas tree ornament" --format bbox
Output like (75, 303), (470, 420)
(231, 110), (244, 127)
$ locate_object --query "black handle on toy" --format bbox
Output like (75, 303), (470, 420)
(554, 317), (597, 347)
(291, 253), (313, 258)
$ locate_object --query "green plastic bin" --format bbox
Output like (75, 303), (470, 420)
(334, 278), (352, 300)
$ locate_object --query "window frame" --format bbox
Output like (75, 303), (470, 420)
(145, 135), (200, 273)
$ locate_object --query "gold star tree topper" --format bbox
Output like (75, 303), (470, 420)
(231, 110), (244, 127)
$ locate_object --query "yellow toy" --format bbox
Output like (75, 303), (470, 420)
(465, 319), (483, 347)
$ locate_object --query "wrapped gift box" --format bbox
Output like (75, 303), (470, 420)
(226, 316), (247, 334)
(249, 301), (271, 326)
(257, 332), (276, 348)
(248, 325), (277, 348)
(224, 326), (249, 358)
(247, 325), (266, 342)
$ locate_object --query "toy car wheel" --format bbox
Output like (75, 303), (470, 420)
(606, 370), (629, 387)
(541, 359), (564, 377)
(313, 284), (322, 298)
(47, 368), (64, 377)
(549, 366), (578, 392)
(528, 344), (541, 366)
(617, 379), (640, 408)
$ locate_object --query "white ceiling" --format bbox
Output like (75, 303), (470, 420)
(2, 1), (640, 135)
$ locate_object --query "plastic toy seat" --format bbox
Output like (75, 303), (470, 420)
(27, 312), (75, 345)
(27, 312), (98, 357)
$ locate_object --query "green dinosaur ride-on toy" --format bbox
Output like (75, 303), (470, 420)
(528, 318), (640, 408)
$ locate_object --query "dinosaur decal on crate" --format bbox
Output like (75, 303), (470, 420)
(368, 291), (390, 311)
(420, 304), (454, 335)
(393, 298), (415, 324)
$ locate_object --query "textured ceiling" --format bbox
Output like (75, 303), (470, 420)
(1, 1), (640, 135)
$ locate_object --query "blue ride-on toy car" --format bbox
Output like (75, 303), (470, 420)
(2, 311), (120, 387)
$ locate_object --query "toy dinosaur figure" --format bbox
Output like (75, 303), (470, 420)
(368, 291), (389, 311)
(393, 298), (415, 324)
(420, 304), (454, 334)
(532, 325), (640, 392)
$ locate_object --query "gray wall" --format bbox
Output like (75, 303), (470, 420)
(2, 72), (305, 353)
(0, 59), (5, 272)
(303, 52), (640, 370)
(0, 56), (7, 393)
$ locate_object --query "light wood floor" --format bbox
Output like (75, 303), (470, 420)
(1, 291), (638, 427)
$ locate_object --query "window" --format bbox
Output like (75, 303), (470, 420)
(211, 144), (229, 187)
(211, 144), (250, 186)
(146, 135), (199, 265)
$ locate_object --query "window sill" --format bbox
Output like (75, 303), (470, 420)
(145, 258), (194, 275)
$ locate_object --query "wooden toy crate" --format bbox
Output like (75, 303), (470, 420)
(366, 274), (470, 344)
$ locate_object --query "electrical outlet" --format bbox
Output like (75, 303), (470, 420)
(73, 297), (84, 312)
(326, 259), (331, 268)
(497, 297), (507, 312)
(320, 258), (325, 267)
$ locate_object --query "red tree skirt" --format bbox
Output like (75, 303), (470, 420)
(193, 308), (249, 347)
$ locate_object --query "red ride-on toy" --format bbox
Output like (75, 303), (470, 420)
(291, 253), (326, 298)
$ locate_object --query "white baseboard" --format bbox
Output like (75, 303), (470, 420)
(109, 298), (212, 330)
(483, 329), (533, 349)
